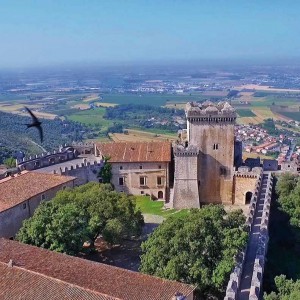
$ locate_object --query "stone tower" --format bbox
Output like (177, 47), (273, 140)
(173, 101), (236, 208)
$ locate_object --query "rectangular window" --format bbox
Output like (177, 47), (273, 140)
(158, 165), (162, 169)
(23, 203), (27, 209)
(119, 177), (124, 186)
(140, 176), (146, 186)
(41, 194), (45, 201)
(157, 176), (162, 186)
(119, 166), (123, 170)
(139, 165), (143, 169)
(141, 191), (144, 195)
(220, 167), (227, 176)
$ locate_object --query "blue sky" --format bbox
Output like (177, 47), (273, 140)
(0, 0), (299, 68)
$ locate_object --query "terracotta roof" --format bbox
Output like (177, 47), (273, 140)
(0, 171), (75, 212)
(96, 142), (171, 163)
(0, 239), (196, 300)
(0, 262), (118, 300)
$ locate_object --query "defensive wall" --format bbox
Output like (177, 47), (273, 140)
(224, 171), (273, 300)
(16, 142), (95, 172)
(51, 160), (103, 186)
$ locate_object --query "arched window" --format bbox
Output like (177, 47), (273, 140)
(158, 191), (164, 199)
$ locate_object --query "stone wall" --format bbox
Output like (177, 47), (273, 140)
(17, 148), (78, 171)
(0, 180), (75, 238)
(224, 172), (273, 300)
(173, 146), (200, 209)
(52, 160), (102, 186)
(191, 122), (235, 204)
(233, 167), (261, 205)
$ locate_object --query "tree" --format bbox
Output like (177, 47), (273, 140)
(276, 173), (298, 198)
(139, 205), (248, 298)
(264, 275), (300, 300)
(16, 182), (144, 254)
(4, 157), (16, 168)
(98, 156), (112, 183)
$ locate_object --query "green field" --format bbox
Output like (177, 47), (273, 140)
(99, 93), (220, 106)
(236, 109), (256, 117)
(67, 107), (113, 129)
(278, 111), (300, 121)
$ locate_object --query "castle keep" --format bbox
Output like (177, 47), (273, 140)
(173, 101), (239, 208)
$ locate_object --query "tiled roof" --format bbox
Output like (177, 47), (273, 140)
(0, 171), (75, 212)
(0, 262), (118, 300)
(0, 238), (196, 300)
(96, 142), (171, 163)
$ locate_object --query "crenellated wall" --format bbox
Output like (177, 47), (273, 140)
(52, 160), (102, 186)
(224, 172), (273, 300)
(173, 145), (200, 209)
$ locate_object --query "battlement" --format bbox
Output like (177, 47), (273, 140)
(53, 160), (102, 175)
(234, 167), (263, 179)
(173, 144), (199, 157)
(185, 101), (236, 122)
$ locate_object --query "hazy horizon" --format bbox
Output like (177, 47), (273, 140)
(1, 1), (300, 69)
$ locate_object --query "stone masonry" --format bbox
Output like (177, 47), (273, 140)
(173, 101), (238, 207)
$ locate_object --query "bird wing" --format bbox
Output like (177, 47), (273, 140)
(37, 125), (44, 143)
(24, 106), (39, 122)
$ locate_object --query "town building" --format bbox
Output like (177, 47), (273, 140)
(0, 238), (196, 300)
(0, 171), (76, 238)
(95, 142), (171, 201)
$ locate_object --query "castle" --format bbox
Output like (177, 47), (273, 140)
(173, 101), (242, 208)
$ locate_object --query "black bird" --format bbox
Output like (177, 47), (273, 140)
(24, 106), (43, 143)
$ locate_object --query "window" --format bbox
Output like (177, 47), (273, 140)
(141, 191), (144, 195)
(119, 177), (124, 186)
(157, 176), (162, 186)
(41, 194), (45, 201)
(23, 203), (27, 209)
(213, 143), (219, 150)
(140, 176), (146, 186)
(139, 165), (143, 169)
(158, 165), (162, 169)
(220, 167), (227, 176)
(120, 166), (123, 170)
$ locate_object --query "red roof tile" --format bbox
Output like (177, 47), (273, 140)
(0, 171), (75, 212)
(0, 238), (195, 300)
(0, 262), (118, 300)
(96, 142), (171, 163)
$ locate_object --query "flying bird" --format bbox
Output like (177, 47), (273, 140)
(24, 106), (43, 143)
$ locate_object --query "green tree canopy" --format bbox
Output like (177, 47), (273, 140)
(16, 182), (144, 255)
(98, 156), (112, 183)
(264, 275), (300, 300)
(139, 205), (248, 298)
(4, 157), (16, 168)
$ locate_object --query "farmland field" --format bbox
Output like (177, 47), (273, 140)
(109, 129), (176, 142)
(99, 92), (221, 106)
(278, 112), (300, 122)
(66, 107), (113, 129)
(236, 109), (256, 117)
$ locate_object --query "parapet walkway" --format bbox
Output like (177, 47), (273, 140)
(224, 172), (273, 300)
(237, 173), (270, 300)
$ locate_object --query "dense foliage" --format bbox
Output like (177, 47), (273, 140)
(139, 205), (248, 299)
(16, 183), (144, 255)
(98, 157), (112, 183)
(0, 111), (87, 159)
(104, 104), (185, 132)
(263, 174), (300, 298)
(264, 275), (300, 300)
